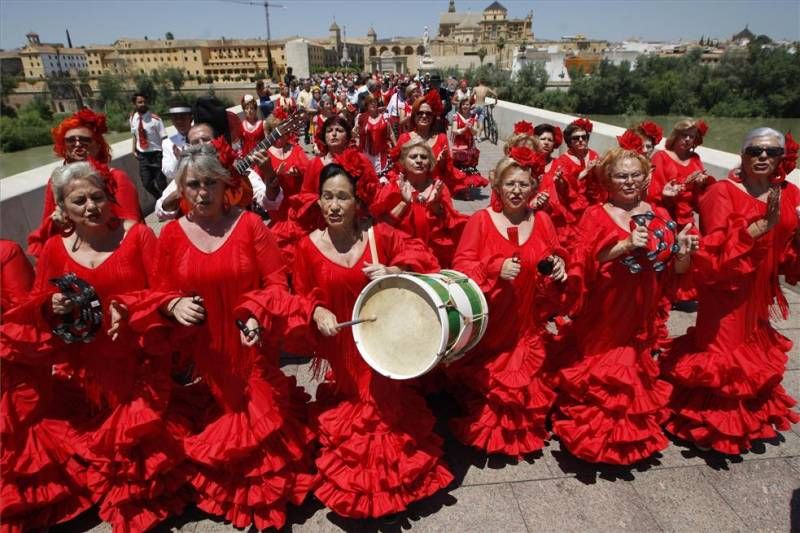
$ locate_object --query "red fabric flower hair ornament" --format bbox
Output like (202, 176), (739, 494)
(777, 131), (798, 184)
(695, 120), (709, 145)
(334, 147), (379, 207)
(639, 121), (663, 145)
(617, 129), (645, 154)
(422, 89), (444, 117)
(509, 145), (546, 178)
(514, 120), (535, 136)
(209, 136), (254, 210)
(74, 108), (108, 135)
(571, 117), (593, 133)
(552, 126), (564, 148)
(86, 157), (118, 201)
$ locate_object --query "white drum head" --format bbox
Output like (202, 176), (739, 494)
(353, 275), (445, 379)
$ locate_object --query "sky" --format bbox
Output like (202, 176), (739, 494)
(0, 0), (798, 51)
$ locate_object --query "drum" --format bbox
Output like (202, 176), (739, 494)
(352, 269), (488, 380)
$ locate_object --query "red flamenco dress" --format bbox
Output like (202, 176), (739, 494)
(252, 144), (310, 265)
(238, 119), (264, 156)
(647, 150), (710, 230)
(292, 223), (454, 518)
(370, 174), (467, 268)
(663, 179), (800, 454)
(9, 224), (191, 532)
(396, 131), (472, 197)
(446, 210), (562, 457)
(0, 240), (93, 533)
(553, 150), (600, 220)
(153, 211), (317, 530)
(27, 167), (142, 258)
(358, 113), (393, 175)
(537, 161), (574, 244)
(449, 114), (489, 190)
(552, 205), (674, 465)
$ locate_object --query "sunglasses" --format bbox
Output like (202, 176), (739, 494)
(65, 135), (94, 145)
(416, 111), (434, 117)
(570, 134), (588, 142)
(744, 145), (784, 158)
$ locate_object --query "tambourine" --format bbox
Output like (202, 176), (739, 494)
(620, 211), (679, 274)
(49, 273), (103, 343)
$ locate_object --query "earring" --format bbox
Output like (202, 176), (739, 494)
(60, 218), (76, 237)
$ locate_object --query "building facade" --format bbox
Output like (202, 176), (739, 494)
(19, 32), (88, 79)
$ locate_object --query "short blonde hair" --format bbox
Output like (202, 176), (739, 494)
(665, 118), (703, 151)
(597, 147), (651, 191)
(492, 156), (536, 190)
(399, 138), (436, 172)
(503, 133), (540, 155)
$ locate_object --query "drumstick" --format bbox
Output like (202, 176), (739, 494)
(336, 316), (377, 328)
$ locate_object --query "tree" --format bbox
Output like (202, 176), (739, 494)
(0, 75), (18, 117)
(496, 37), (505, 69)
(165, 32), (174, 40)
(163, 67), (185, 92)
(98, 71), (124, 106)
(477, 47), (487, 66)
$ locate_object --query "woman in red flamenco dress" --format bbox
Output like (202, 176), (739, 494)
(446, 148), (567, 458)
(151, 145), (317, 530)
(5, 162), (191, 532)
(0, 240), (94, 533)
(301, 115), (373, 195)
(238, 94), (265, 156)
(355, 93), (395, 176)
(292, 160), (453, 519)
(27, 109), (141, 258)
(395, 92), (472, 197)
(663, 128), (800, 455)
(449, 97), (489, 192)
(551, 147), (700, 465)
(553, 118), (601, 216)
(370, 139), (467, 268)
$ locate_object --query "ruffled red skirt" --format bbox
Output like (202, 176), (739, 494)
(447, 333), (555, 457)
(184, 369), (315, 531)
(664, 325), (800, 455)
(312, 381), (453, 519)
(552, 345), (672, 465)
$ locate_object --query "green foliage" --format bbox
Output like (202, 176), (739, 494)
(0, 99), (54, 151)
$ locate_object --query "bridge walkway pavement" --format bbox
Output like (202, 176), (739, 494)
(57, 138), (800, 533)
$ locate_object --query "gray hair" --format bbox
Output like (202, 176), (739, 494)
(50, 161), (109, 223)
(741, 127), (785, 152)
(173, 144), (234, 189)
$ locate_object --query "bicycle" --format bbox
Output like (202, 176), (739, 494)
(482, 100), (498, 145)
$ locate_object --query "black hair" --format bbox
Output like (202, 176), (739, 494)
(564, 123), (590, 143)
(534, 123), (556, 137)
(131, 92), (147, 103)
(320, 115), (353, 146)
(318, 163), (356, 196)
(193, 96), (229, 142)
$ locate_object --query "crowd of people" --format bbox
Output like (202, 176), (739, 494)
(1, 69), (798, 532)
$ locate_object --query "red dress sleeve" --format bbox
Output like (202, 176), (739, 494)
(109, 169), (143, 222)
(452, 211), (507, 293)
(26, 180), (58, 258)
(693, 182), (764, 287)
(0, 240), (34, 313)
(375, 223), (440, 273)
(301, 157), (324, 194)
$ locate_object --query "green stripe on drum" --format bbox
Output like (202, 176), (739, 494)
(439, 269), (487, 338)
(417, 275), (461, 348)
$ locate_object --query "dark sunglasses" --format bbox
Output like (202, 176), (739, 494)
(570, 134), (588, 142)
(744, 145), (784, 158)
(65, 135), (94, 145)
(416, 111), (434, 117)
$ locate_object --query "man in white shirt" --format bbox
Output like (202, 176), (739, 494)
(130, 93), (168, 198)
(161, 103), (194, 182)
(155, 123), (284, 221)
(296, 79), (313, 144)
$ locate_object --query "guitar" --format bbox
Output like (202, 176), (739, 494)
(232, 109), (307, 175)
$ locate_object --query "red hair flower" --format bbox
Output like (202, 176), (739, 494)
(553, 126), (564, 148)
(423, 89), (444, 117)
(696, 120), (709, 138)
(617, 129), (645, 154)
(209, 136), (254, 209)
(778, 131), (798, 182)
(514, 120), (535, 136)
(74, 108), (108, 135)
(509, 145), (545, 178)
(571, 117), (593, 133)
(335, 147), (379, 206)
(639, 121), (663, 145)
(87, 157), (117, 199)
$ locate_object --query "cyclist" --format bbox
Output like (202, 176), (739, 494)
(471, 79), (498, 140)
